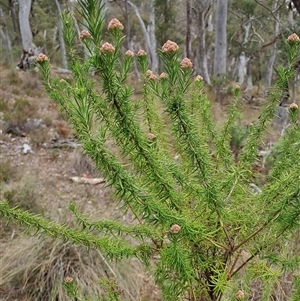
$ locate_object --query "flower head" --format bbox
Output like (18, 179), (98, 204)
(236, 290), (245, 299)
(162, 40), (179, 53)
(100, 42), (115, 53)
(170, 224), (181, 234)
(149, 74), (157, 81)
(289, 103), (298, 110)
(79, 29), (91, 40)
(195, 75), (203, 82)
(147, 133), (156, 141)
(159, 72), (168, 79)
(36, 53), (49, 63)
(180, 57), (193, 69)
(287, 33), (300, 43)
(137, 50), (147, 57)
(65, 277), (73, 283)
(125, 50), (134, 57)
(146, 69), (153, 77)
(108, 18), (124, 31)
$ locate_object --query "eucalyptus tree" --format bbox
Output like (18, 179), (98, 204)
(213, 0), (228, 78)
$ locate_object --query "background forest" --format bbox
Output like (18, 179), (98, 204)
(0, 1), (300, 301)
(0, 0), (300, 92)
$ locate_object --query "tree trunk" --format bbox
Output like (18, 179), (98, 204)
(265, 0), (280, 90)
(54, 0), (67, 69)
(196, 2), (211, 85)
(124, 0), (130, 50)
(9, 0), (20, 39)
(237, 52), (249, 85)
(213, 0), (228, 77)
(148, 0), (158, 72)
(18, 0), (35, 51)
(17, 0), (40, 70)
(186, 0), (192, 58)
(126, 0), (158, 72)
(237, 22), (251, 85)
(0, 8), (13, 66)
(292, 0), (300, 14)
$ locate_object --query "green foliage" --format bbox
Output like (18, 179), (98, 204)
(1, 1), (300, 300)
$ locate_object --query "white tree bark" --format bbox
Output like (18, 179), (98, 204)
(197, 3), (211, 85)
(237, 22), (251, 85)
(213, 0), (228, 77)
(126, 0), (158, 72)
(237, 52), (249, 85)
(148, 0), (158, 72)
(54, 0), (67, 69)
(265, 0), (280, 90)
(18, 0), (36, 52)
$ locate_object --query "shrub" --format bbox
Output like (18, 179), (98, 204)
(1, 1), (300, 300)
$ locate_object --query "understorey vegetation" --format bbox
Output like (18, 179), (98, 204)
(1, 1), (300, 300)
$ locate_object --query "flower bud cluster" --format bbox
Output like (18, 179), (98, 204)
(108, 18), (124, 31)
(162, 40), (179, 53)
(287, 33), (300, 43)
(180, 58), (193, 69)
(100, 42), (115, 53)
(36, 53), (49, 62)
(79, 29), (91, 40)
(137, 50), (147, 57)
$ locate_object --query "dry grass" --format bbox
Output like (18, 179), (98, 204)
(0, 235), (158, 301)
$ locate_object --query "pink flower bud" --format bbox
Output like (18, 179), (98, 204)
(79, 29), (91, 40)
(287, 33), (300, 43)
(100, 42), (115, 53)
(289, 103), (298, 110)
(65, 277), (73, 283)
(236, 290), (244, 299)
(180, 58), (193, 69)
(108, 18), (124, 31)
(137, 50), (147, 57)
(146, 70), (153, 77)
(159, 72), (168, 79)
(170, 224), (181, 234)
(125, 50), (134, 57)
(162, 40), (179, 53)
(148, 74), (157, 81)
(36, 53), (49, 62)
(195, 75), (203, 81)
(147, 133), (156, 141)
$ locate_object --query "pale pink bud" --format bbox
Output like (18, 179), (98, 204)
(65, 277), (73, 283)
(108, 18), (124, 31)
(236, 290), (244, 299)
(125, 50), (134, 57)
(79, 29), (91, 40)
(162, 40), (179, 53)
(195, 75), (203, 81)
(147, 133), (156, 141)
(36, 53), (49, 62)
(149, 74), (157, 81)
(146, 69), (153, 77)
(100, 42), (115, 53)
(137, 50), (147, 57)
(287, 33), (300, 43)
(159, 72), (168, 79)
(170, 224), (181, 234)
(289, 103), (298, 110)
(180, 58), (193, 69)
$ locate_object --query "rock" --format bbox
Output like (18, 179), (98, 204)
(22, 143), (32, 154)
(5, 124), (26, 137)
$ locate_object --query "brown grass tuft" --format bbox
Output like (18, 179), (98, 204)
(0, 235), (158, 300)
